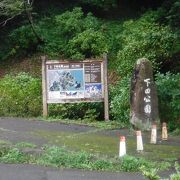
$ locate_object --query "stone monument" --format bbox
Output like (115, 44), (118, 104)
(130, 58), (159, 130)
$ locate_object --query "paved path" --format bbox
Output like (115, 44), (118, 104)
(0, 164), (144, 180)
(0, 117), (179, 180)
(0, 117), (95, 146)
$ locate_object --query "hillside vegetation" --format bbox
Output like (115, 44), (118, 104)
(0, 0), (179, 130)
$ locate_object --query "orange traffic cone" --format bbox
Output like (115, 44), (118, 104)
(136, 131), (143, 152)
(150, 124), (157, 144)
(162, 122), (168, 140)
(119, 136), (126, 157)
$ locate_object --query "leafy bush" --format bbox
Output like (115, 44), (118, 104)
(155, 72), (180, 131)
(160, 0), (180, 29)
(67, 29), (107, 59)
(3, 7), (106, 60)
(120, 155), (157, 172)
(7, 25), (39, 58)
(0, 73), (42, 117)
(0, 147), (27, 163)
(116, 11), (176, 76)
(55, 7), (100, 36)
(110, 76), (130, 123)
(48, 102), (103, 120)
(38, 7), (107, 59)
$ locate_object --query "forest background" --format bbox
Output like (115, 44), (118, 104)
(0, 0), (179, 132)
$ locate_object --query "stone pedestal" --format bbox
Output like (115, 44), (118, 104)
(130, 58), (159, 130)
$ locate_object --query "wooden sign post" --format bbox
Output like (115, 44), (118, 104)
(41, 56), (109, 121)
(42, 56), (48, 117)
(103, 54), (109, 121)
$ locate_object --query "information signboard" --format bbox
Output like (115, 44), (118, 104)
(42, 56), (109, 120)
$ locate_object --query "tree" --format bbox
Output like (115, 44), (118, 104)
(0, 0), (43, 43)
(0, 0), (27, 26)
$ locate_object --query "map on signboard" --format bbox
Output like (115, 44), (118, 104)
(48, 70), (84, 92)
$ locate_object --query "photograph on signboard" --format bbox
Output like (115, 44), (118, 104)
(85, 83), (102, 98)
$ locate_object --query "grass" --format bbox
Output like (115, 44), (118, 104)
(39, 116), (130, 130)
(0, 140), (12, 146)
(0, 143), (172, 173)
(0, 147), (32, 164)
(15, 142), (37, 149)
(171, 128), (180, 136)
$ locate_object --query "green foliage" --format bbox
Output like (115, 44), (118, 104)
(110, 76), (130, 123)
(140, 166), (160, 180)
(0, 72), (42, 117)
(7, 25), (38, 58)
(120, 155), (155, 172)
(55, 7), (100, 36)
(1, 7), (106, 60)
(38, 146), (163, 172)
(170, 162), (180, 180)
(159, 0), (180, 29)
(0, 147), (27, 163)
(38, 146), (115, 171)
(121, 156), (170, 174)
(0, 0), (24, 16)
(0, 144), (172, 173)
(155, 72), (180, 131)
(171, 128), (180, 136)
(38, 146), (93, 168)
(91, 159), (113, 170)
(67, 29), (107, 59)
(38, 7), (107, 59)
(15, 142), (37, 149)
(116, 11), (176, 76)
(48, 102), (103, 120)
(83, 108), (99, 122)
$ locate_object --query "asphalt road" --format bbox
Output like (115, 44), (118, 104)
(0, 164), (144, 180)
(0, 117), (179, 180)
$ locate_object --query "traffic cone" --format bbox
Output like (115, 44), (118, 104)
(150, 124), (157, 144)
(162, 122), (168, 140)
(119, 136), (126, 157)
(136, 131), (143, 152)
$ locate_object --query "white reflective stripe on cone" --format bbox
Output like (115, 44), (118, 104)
(162, 122), (168, 140)
(150, 125), (157, 144)
(119, 136), (126, 157)
(136, 131), (143, 151)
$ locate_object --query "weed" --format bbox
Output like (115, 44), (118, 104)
(0, 147), (28, 163)
(0, 144), (173, 174)
(15, 142), (37, 149)
(140, 166), (160, 180)
(170, 162), (180, 180)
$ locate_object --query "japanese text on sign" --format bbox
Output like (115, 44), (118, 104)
(144, 78), (151, 114)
